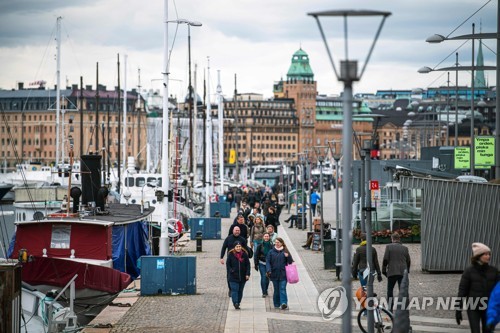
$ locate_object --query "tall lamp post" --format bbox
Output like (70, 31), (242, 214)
(314, 146), (329, 252)
(418, 62), (495, 174)
(309, 10), (390, 333)
(328, 140), (342, 279)
(171, 19), (202, 176)
(425, 22), (499, 177)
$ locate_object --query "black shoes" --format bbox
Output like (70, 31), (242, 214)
(234, 303), (240, 309)
(281, 304), (288, 310)
(288, 226), (294, 229)
(302, 245), (310, 249)
(262, 293), (268, 297)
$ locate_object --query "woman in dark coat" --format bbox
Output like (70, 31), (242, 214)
(254, 232), (273, 297)
(266, 237), (293, 310)
(226, 241), (251, 309)
(456, 242), (499, 333)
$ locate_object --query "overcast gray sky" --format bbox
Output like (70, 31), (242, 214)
(0, 0), (497, 100)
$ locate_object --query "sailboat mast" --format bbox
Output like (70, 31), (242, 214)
(123, 55), (128, 179)
(137, 68), (142, 168)
(117, 54), (121, 194)
(205, 58), (212, 216)
(55, 16), (62, 166)
(193, 63), (198, 183)
(234, 73), (239, 181)
(160, 0), (171, 256)
(80, 76), (84, 157)
(95, 62), (100, 153)
(217, 70), (224, 194)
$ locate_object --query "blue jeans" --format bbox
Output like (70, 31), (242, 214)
(258, 263), (269, 294)
(358, 270), (367, 287)
(271, 279), (288, 308)
(253, 240), (263, 253)
(229, 281), (246, 305)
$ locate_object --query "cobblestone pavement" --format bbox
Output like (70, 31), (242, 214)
(103, 188), (468, 333)
(110, 222), (230, 333)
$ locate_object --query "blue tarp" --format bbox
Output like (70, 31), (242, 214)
(112, 221), (151, 279)
(7, 231), (16, 258)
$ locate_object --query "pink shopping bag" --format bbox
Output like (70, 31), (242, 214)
(285, 263), (299, 284)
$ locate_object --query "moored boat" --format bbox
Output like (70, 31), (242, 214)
(7, 154), (154, 327)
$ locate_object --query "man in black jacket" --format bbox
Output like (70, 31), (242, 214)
(228, 214), (249, 243)
(382, 233), (411, 310)
(220, 226), (248, 264)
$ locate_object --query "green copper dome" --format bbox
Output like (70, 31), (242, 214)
(287, 48), (314, 80)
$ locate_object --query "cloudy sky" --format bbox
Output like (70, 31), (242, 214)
(0, 0), (497, 100)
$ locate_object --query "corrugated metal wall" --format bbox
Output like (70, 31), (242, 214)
(401, 177), (500, 272)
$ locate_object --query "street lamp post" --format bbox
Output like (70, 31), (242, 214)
(314, 146), (329, 252)
(173, 19), (202, 176)
(309, 10), (390, 333)
(328, 140), (342, 279)
(301, 158), (306, 230)
(425, 22), (499, 177)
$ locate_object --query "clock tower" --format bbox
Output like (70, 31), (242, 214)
(274, 48), (317, 155)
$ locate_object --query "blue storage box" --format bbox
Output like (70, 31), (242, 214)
(210, 202), (231, 217)
(140, 256), (196, 295)
(188, 217), (222, 240)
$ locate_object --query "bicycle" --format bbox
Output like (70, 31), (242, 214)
(355, 276), (394, 333)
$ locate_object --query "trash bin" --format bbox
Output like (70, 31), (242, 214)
(324, 239), (338, 270)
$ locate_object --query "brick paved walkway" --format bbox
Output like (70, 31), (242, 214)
(84, 189), (470, 333)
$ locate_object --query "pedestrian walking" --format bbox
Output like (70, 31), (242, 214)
(226, 241), (250, 309)
(220, 225), (251, 296)
(265, 205), (280, 234)
(228, 213), (249, 243)
(352, 233), (382, 286)
(250, 215), (266, 253)
(220, 226), (248, 265)
(310, 189), (321, 216)
(266, 225), (277, 244)
(456, 242), (499, 333)
(254, 232), (273, 297)
(266, 237), (294, 310)
(382, 232), (411, 310)
(277, 190), (285, 217)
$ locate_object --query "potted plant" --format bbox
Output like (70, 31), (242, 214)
(411, 225), (421, 243)
(397, 228), (413, 243)
(373, 229), (392, 244)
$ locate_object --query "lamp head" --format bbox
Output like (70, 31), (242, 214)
(426, 34), (446, 43)
(174, 19), (202, 27)
(418, 66), (432, 74)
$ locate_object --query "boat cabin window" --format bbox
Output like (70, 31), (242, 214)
(50, 225), (71, 249)
(136, 177), (146, 187)
(147, 177), (159, 186)
(125, 177), (134, 187)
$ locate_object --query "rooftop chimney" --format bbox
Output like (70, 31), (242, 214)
(18, 82), (24, 90)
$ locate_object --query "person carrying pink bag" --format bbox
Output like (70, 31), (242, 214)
(266, 237), (294, 310)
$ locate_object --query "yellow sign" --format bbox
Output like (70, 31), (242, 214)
(454, 147), (470, 169)
(229, 149), (236, 164)
(474, 136), (495, 169)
